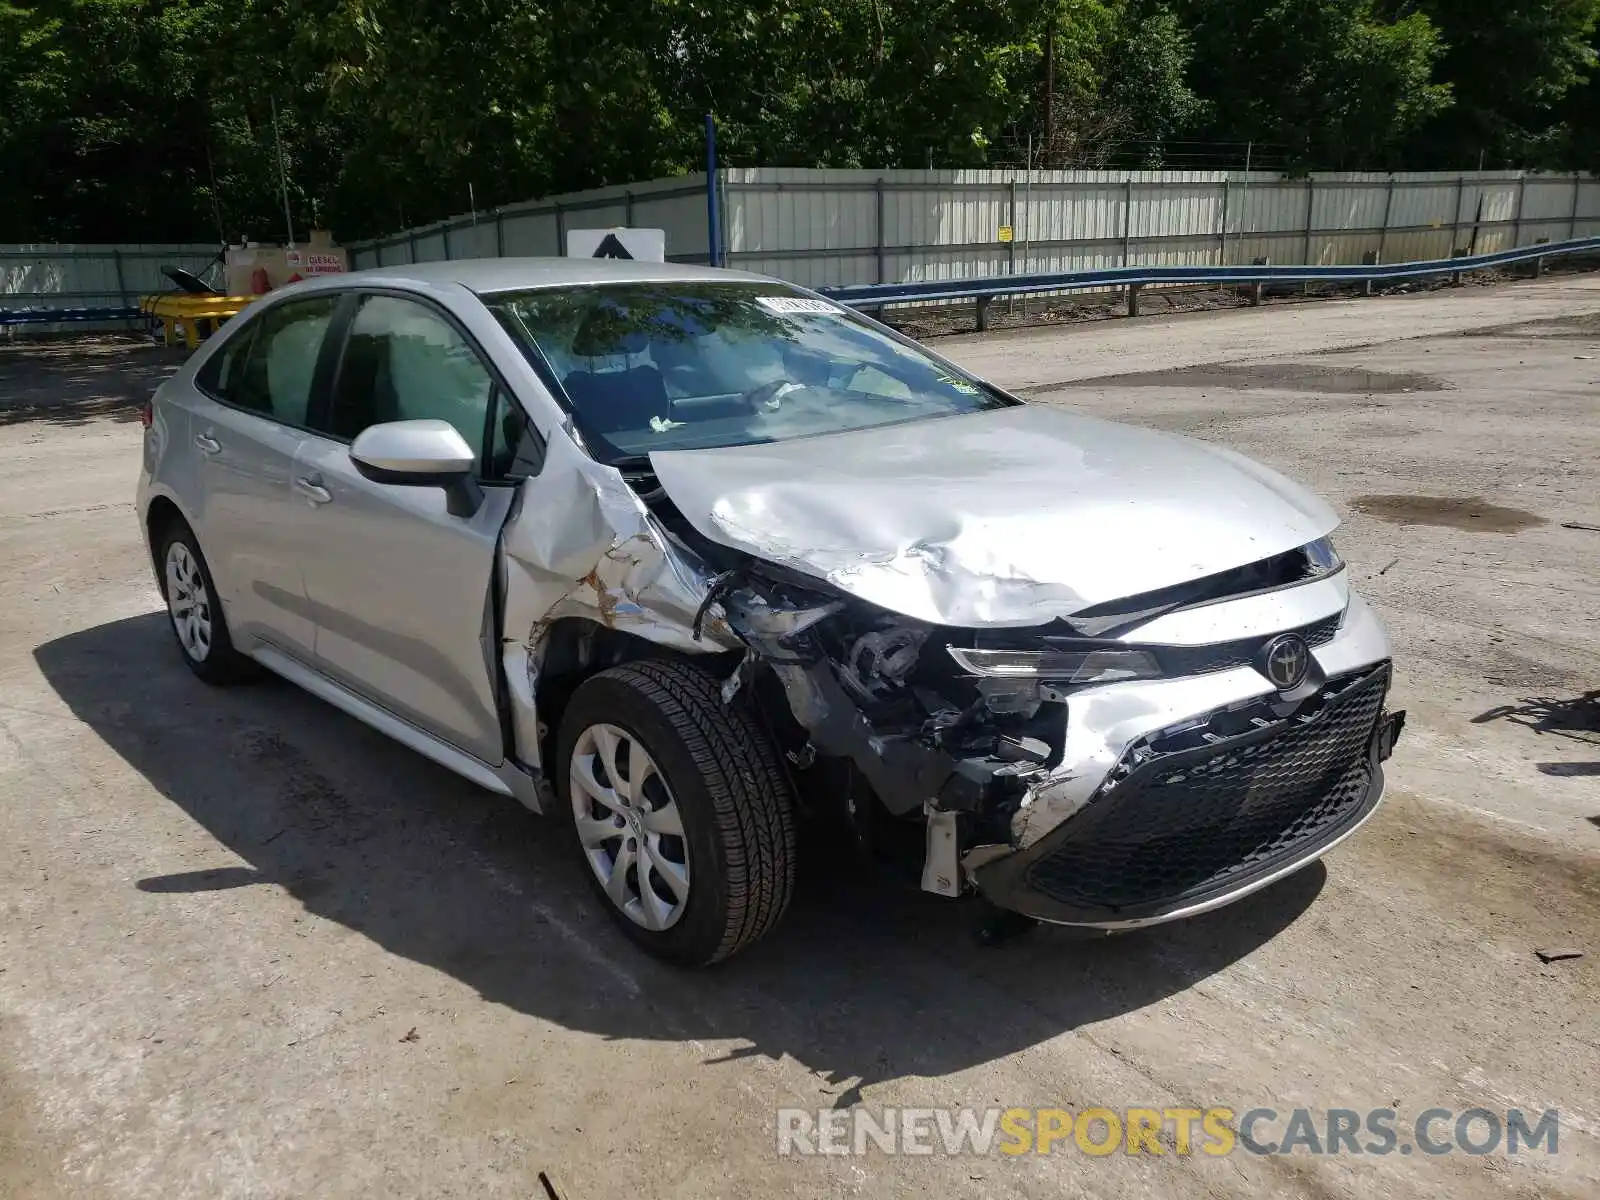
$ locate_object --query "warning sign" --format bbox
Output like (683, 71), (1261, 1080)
(997, 225), (1014, 243)
(286, 249), (347, 276)
(565, 228), (666, 262)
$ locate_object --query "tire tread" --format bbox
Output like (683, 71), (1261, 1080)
(593, 658), (797, 963)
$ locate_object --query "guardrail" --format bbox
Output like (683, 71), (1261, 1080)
(819, 235), (1600, 328)
(0, 305), (141, 328)
(1, 293), (255, 342)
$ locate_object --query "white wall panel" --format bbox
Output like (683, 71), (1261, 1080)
(332, 170), (1596, 294)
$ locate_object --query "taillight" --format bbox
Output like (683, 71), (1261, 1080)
(140, 400), (154, 429)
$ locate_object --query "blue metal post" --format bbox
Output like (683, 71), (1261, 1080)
(704, 113), (721, 268)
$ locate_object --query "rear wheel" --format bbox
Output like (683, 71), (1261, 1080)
(157, 521), (255, 684)
(557, 659), (797, 965)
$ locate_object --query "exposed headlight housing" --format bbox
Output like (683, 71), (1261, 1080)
(946, 646), (1163, 683)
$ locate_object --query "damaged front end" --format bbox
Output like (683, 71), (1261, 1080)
(717, 573), (1068, 897)
(497, 432), (1401, 933)
(708, 547), (1402, 929)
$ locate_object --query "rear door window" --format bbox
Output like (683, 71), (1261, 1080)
(197, 295), (340, 427)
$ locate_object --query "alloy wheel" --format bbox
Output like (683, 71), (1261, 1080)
(569, 722), (691, 931)
(164, 541), (213, 663)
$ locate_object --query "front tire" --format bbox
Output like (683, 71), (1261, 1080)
(557, 659), (797, 965)
(156, 521), (255, 684)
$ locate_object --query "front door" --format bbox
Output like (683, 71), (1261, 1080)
(291, 292), (516, 763)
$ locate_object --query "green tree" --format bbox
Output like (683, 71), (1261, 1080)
(1178, 0), (1451, 169)
(1102, 3), (1206, 163)
(0, 0), (333, 242)
(1402, 0), (1600, 166)
(660, 1), (1048, 169)
(5, 0), (1596, 247)
(1553, 21), (1600, 169)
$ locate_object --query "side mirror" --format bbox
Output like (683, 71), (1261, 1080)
(349, 419), (483, 517)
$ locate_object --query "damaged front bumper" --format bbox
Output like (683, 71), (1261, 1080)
(971, 663), (1404, 929)
(721, 570), (1402, 930)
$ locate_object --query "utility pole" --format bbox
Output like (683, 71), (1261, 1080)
(271, 95), (295, 247)
(1043, 12), (1055, 168)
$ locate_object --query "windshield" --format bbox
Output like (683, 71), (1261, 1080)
(485, 282), (1014, 464)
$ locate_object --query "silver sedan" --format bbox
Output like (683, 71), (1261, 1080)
(137, 259), (1403, 964)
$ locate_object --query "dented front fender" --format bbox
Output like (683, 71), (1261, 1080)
(497, 433), (732, 771)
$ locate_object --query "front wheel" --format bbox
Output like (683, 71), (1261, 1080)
(557, 659), (797, 965)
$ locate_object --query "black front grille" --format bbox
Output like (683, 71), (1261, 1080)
(1025, 665), (1388, 916)
(1155, 612), (1342, 677)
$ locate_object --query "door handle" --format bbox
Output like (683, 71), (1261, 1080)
(194, 433), (221, 455)
(293, 475), (332, 505)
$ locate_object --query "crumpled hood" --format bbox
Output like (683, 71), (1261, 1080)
(648, 405), (1338, 627)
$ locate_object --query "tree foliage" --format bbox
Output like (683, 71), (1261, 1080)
(1403, 0), (1600, 166)
(1177, 0), (1452, 169)
(1, 0), (1596, 243)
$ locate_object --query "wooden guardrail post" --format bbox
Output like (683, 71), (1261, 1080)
(1533, 236), (1551, 278)
(1362, 250), (1380, 297)
(1451, 248), (1469, 287)
(1127, 284), (1143, 318)
(975, 295), (992, 332)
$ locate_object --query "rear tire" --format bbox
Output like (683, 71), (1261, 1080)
(557, 658), (797, 965)
(156, 520), (256, 685)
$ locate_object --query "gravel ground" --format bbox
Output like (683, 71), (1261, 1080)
(1, 275), (1597, 1199)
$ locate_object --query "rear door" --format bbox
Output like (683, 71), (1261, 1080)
(188, 293), (343, 659)
(291, 290), (540, 763)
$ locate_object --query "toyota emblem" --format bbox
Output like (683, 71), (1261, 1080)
(1261, 634), (1311, 691)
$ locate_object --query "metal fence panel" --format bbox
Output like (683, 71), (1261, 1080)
(348, 174), (713, 269)
(65, 169), (1574, 317)
(2, 242), (219, 332)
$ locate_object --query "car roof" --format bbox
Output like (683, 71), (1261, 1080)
(299, 257), (778, 297)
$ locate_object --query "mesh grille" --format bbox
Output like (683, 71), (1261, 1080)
(1025, 666), (1388, 914)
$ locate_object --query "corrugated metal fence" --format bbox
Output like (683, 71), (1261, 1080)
(351, 175), (712, 270)
(1, 243), (220, 332)
(350, 168), (1600, 296)
(11, 169), (1595, 331)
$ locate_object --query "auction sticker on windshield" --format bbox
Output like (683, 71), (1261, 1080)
(756, 296), (843, 315)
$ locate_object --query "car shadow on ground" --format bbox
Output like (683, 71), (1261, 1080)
(36, 613), (1324, 1104)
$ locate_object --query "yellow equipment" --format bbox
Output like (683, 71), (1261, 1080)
(140, 293), (257, 349)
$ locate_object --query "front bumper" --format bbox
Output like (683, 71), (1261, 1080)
(971, 662), (1403, 928)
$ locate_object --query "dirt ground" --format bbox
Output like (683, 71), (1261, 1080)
(1, 276), (1597, 1199)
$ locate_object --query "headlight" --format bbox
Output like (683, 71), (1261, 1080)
(1302, 537), (1343, 577)
(946, 646), (1162, 683)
